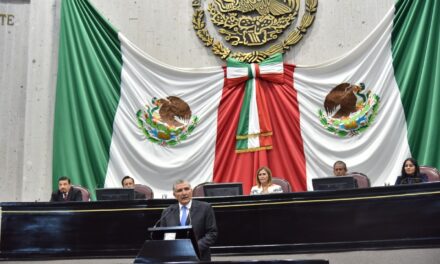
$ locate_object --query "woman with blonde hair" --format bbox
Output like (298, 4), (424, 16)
(250, 166), (283, 195)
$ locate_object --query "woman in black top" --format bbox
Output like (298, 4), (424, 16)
(395, 158), (429, 185)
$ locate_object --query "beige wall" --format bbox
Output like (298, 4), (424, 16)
(0, 0), (29, 201)
(0, 0), (394, 202)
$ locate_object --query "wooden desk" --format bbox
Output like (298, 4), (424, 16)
(1, 183), (440, 259)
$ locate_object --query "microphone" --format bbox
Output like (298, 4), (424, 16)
(185, 207), (193, 240)
(153, 207), (175, 228)
(150, 207), (175, 240)
(187, 207), (192, 226)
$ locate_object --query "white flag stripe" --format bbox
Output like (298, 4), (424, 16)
(227, 67), (249, 79)
(259, 63), (283, 74)
(247, 69), (261, 148)
(295, 7), (411, 189)
(105, 34), (225, 197)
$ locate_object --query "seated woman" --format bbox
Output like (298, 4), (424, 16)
(395, 158), (429, 185)
(250, 166), (283, 195)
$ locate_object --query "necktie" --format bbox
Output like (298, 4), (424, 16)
(63, 193), (67, 200)
(180, 206), (187, 226)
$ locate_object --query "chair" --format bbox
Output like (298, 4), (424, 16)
(134, 184), (154, 199)
(72, 185), (90, 201)
(272, 177), (292, 193)
(192, 182), (214, 197)
(348, 172), (370, 188)
(420, 166), (440, 182)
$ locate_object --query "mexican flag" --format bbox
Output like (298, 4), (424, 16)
(53, 0), (440, 199)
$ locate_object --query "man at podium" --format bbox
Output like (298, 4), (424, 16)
(160, 179), (218, 261)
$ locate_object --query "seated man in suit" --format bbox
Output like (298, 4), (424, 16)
(333, 161), (348, 176)
(160, 180), (218, 261)
(50, 176), (83, 202)
(121, 175), (146, 199)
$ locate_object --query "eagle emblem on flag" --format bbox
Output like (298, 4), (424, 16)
(318, 82), (380, 137)
(136, 96), (199, 146)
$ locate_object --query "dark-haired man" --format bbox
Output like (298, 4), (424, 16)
(159, 180), (217, 261)
(50, 176), (83, 202)
(121, 175), (146, 199)
(333, 161), (348, 176)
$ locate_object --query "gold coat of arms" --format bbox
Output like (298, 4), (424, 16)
(192, 0), (318, 63)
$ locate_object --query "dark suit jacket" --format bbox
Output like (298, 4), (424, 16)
(160, 199), (217, 261)
(50, 187), (83, 202)
(395, 173), (429, 185)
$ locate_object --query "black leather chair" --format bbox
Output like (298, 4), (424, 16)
(272, 177), (292, 193)
(348, 172), (370, 188)
(134, 184), (154, 199)
(192, 182), (214, 197)
(72, 185), (91, 201)
(420, 166), (440, 182)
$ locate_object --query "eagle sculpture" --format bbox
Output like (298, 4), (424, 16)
(156, 96), (192, 127)
(324, 83), (367, 118)
(215, 0), (292, 16)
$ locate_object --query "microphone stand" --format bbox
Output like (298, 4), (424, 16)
(150, 207), (174, 240)
(186, 207), (192, 237)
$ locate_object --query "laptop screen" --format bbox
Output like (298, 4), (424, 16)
(312, 176), (358, 191)
(203, 183), (243, 197)
(96, 188), (135, 201)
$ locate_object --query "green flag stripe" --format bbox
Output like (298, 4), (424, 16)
(236, 80), (253, 150)
(259, 53), (283, 66)
(53, 0), (122, 199)
(392, 0), (440, 169)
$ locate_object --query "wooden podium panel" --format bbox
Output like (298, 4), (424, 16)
(134, 239), (198, 263)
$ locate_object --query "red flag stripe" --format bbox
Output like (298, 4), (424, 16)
(213, 64), (306, 194)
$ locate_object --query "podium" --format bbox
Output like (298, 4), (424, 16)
(134, 226), (200, 263)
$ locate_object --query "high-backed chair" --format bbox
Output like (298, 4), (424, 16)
(272, 177), (292, 193)
(348, 172), (370, 188)
(72, 185), (90, 201)
(134, 184), (154, 199)
(192, 182), (214, 197)
(420, 166), (440, 182)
